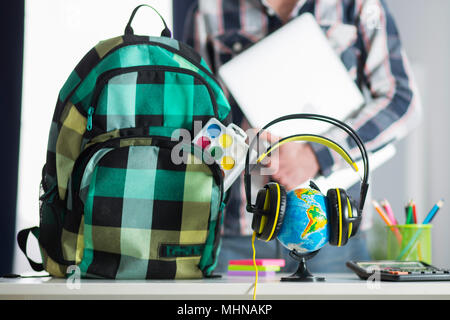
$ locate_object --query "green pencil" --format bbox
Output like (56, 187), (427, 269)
(407, 202), (413, 224)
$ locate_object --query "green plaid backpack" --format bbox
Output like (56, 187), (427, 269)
(18, 5), (231, 279)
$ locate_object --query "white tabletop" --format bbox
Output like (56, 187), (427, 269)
(2, 273), (450, 300)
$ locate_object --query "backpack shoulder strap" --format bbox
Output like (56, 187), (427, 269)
(17, 227), (44, 272)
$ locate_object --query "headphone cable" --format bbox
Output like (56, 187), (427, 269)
(252, 231), (258, 300)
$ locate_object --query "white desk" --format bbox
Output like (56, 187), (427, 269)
(2, 273), (450, 300)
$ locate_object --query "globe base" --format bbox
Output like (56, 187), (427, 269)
(280, 249), (325, 282)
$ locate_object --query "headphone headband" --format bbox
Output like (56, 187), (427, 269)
(257, 134), (359, 172)
(245, 113), (370, 214)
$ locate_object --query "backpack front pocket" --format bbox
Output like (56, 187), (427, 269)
(86, 65), (219, 135)
(72, 137), (223, 279)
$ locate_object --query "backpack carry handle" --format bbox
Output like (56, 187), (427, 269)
(125, 4), (172, 38)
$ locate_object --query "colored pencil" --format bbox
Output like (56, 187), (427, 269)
(372, 200), (402, 244)
(372, 200), (392, 225)
(422, 199), (444, 224)
(397, 228), (425, 260)
(406, 200), (413, 224)
(412, 201), (418, 224)
(397, 199), (444, 260)
(381, 200), (397, 225)
(404, 205), (409, 224)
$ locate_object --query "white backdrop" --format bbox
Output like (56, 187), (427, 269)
(14, 0), (173, 273)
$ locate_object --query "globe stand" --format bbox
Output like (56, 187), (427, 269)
(281, 249), (325, 282)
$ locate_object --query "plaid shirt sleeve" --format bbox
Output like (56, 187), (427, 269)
(310, 0), (422, 176)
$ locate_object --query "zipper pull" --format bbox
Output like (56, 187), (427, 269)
(86, 107), (94, 131)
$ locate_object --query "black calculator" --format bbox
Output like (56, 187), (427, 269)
(346, 260), (450, 281)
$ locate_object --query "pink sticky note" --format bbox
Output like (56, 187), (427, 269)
(227, 270), (276, 277)
(228, 259), (285, 267)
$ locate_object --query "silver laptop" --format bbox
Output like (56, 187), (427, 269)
(218, 13), (364, 137)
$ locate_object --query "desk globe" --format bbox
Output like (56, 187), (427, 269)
(277, 187), (330, 281)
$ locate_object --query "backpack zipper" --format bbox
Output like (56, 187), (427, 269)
(86, 107), (95, 131)
(85, 65), (219, 131)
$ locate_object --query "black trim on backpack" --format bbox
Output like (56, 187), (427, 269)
(17, 227), (44, 272)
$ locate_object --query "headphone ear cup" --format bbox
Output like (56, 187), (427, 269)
(258, 182), (287, 241)
(327, 189), (339, 246)
(327, 188), (351, 246)
(268, 183), (287, 240)
(339, 191), (351, 246)
(251, 188), (269, 234)
(349, 199), (361, 237)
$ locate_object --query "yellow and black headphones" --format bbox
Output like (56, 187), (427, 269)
(244, 114), (370, 247)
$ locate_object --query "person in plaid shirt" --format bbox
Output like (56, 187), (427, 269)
(183, 0), (421, 273)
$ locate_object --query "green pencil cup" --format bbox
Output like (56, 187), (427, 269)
(386, 224), (432, 265)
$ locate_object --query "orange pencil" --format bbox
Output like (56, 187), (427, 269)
(372, 200), (392, 225)
(372, 200), (403, 244)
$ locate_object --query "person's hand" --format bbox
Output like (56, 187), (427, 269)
(260, 131), (320, 191)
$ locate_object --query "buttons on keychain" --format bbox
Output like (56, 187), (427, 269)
(206, 123), (221, 138)
(221, 156), (235, 170)
(193, 118), (255, 192)
(219, 134), (233, 148)
(196, 136), (211, 149)
(209, 146), (223, 160)
(197, 123), (235, 170)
